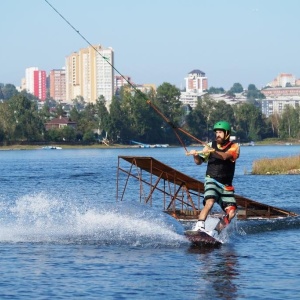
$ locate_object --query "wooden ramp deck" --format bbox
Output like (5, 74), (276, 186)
(117, 156), (297, 220)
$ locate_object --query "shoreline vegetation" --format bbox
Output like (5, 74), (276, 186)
(1, 138), (299, 150)
(252, 154), (300, 175)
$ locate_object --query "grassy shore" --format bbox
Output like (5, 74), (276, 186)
(252, 154), (300, 175)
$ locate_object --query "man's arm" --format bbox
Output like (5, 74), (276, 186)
(211, 150), (232, 161)
(189, 146), (211, 165)
(193, 154), (204, 165)
(212, 143), (240, 161)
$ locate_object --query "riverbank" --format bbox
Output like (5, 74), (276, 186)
(1, 140), (300, 151)
(0, 144), (139, 151)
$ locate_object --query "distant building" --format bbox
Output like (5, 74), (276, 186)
(65, 45), (114, 108)
(185, 69), (208, 93)
(261, 86), (300, 97)
(260, 74), (300, 116)
(180, 69), (208, 108)
(44, 116), (77, 130)
(20, 77), (26, 91)
(49, 69), (66, 101)
(134, 83), (156, 94)
(267, 73), (297, 88)
(25, 67), (38, 94)
(209, 92), (247, 106)
(34, 70), (47, 101)
(114, 75), (132, 94)
(261, 96), (300, 117)
(23, 67), (46, 101)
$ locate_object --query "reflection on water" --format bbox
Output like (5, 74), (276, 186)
(188, 245), (240, 300)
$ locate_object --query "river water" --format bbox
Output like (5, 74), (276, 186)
(0, 145), (300, 299)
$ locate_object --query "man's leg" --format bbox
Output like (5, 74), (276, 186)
(194, 198), (215, 231)
(227, 205), (237, 221)
(199, 198), (215, 221)
(215, 205), (237, 233)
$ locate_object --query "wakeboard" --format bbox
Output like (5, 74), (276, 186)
(184, 229), (223, 246)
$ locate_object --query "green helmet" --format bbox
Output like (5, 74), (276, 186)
(213, 121), (231, 133)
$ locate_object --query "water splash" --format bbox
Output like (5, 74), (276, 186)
(0, 192), (187, 247)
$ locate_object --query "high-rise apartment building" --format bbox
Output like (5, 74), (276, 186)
(49, 69), (66, 101)
(24, 67), (46, 101)
(185, 69), (208, 93)
(34, 70), (47, 101)
(180, 69), (208, 108)
(25, 67), (38, 94)
(65, 45), (114, 107)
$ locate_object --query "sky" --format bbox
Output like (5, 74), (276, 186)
(1, 0), (300, 90)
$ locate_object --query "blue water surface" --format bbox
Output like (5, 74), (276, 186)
(0, 145), (300, 299)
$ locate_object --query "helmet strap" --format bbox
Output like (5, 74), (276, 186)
(224, 130), (230, 141)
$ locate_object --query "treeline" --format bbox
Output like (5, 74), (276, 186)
(0, 82), (299, 145)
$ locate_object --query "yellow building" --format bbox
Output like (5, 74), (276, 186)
(65, 45), (114, 107)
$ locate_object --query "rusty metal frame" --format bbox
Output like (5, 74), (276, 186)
(117, 156), (297, 220)
(117, 156), (202, 219)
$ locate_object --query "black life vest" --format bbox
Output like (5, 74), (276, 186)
(206, 141), (236, 185)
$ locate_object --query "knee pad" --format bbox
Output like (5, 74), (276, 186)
(225, 205), (237, 217)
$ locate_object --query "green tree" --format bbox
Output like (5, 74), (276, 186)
(45, 128), (61, 142)
(82, 130), (95, 143)
(234, 102), (265, 141)
(229, 83), (243, 93)
(54, 103), (66, 118)
(61, 126), (76, 142)
(95, 96), (110, 138)
(130, 91), (163, 143)
(69, 106), (81, 123)
(39, 102), (51, 122)
(246, 84), (266, 101)
(267, 113), (281, 138)
(154, 82), (184, 144)
(209, 100), (235, 127)
(186, 96), (235, 142)
(0, 102), (14, 143)
(72, 95), (85, 111)
(1, 94), (44, 142)
(279, 105), (300, 138)
(0, 83), (19, 100)
(208, 87), (225, 94)
(108, 96), (131, 143)
(185, 99), (207, 141)
(74, 103), (98, 141)
(19, 90), (39, 101)
(155, 82), (183, 125)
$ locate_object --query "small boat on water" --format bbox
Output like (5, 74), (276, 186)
(42, 146), (62, 150)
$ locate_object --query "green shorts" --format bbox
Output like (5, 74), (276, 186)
(203, 177), (236, 211)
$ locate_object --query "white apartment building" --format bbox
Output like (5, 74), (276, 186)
(65, 45), (114, 107)
(180, 69), (208, 108)
(261, 96), (300, 117)
(25, 67), (38, 94)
